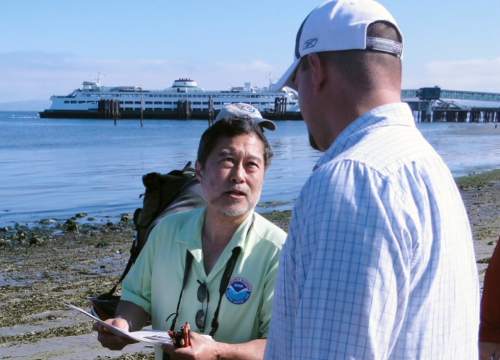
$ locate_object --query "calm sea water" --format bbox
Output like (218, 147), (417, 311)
(1, 111), (499, 226)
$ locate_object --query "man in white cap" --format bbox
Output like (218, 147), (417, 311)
(264, 1), (479, 359)
(94, 104), (285, 360)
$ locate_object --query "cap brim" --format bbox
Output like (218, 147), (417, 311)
(255, 118), (276, 131)
(273, 57), (301, 92)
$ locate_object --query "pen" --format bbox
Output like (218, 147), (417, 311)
(184, 322), (190, 347)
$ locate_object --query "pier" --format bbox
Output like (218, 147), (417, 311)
(39, 87), (500, 122)
(402, 87), (500, 122)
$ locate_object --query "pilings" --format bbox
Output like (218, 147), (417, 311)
(274, 97), (288, 118)
(208, 96), (215, 126)
(412, 107), (500, 123)
(97, 99), (121, 120)
(176, 100), (192, 120)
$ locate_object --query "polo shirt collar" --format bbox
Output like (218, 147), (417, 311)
(314, 102), (414, 171)
(176, 207), (255, 280)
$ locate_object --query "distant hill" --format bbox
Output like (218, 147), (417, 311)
(0, 100), (51, 111)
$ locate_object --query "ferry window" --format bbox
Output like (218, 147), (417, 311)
(214, 102), (221, 105)
(251, 102), (259, 105)
(256, 95), (260, 98)
(71, 101), (77, 104)
(126, 101), (133, 104)
(168, 95), (172, 97)
(145, 101), (152, 104)
(88, 101), (96, 104)
(203, 102), (208, 105)
(119, 101), (124, 104)
(193, 102), (201, 105)
(64, 101), (69, 104)
(135, 101), (141, 104)
(164, 102), (172, 105)
(154, 101), (162, 104)
(78, 101), (85, 104)
(149, 95), (153, 97)
(251, 95), (256, 98)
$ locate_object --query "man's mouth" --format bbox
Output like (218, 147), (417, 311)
(225, 189), (247, 199)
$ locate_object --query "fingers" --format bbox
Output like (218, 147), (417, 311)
(93, 318), (135, 351)
(97, 331), (130, 351)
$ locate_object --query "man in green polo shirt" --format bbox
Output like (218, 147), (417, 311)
(93, 104), (286, 360)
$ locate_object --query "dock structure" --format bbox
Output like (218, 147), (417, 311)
(40, 87), (500, 123)
(402, 87), (500, 122)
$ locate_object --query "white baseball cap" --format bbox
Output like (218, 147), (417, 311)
(274, 0), (403, 91)
(215, 103), (276, 131)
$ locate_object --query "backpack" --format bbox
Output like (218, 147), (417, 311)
(90, 162), (206, 320)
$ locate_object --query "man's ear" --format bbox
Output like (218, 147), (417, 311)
(308, 53), (326, 94)
(195, 160), (203, 182)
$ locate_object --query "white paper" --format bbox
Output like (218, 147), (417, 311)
(63, 303), (173, 344)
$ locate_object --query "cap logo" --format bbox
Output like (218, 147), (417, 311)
(303, 38), (318, 50)
(233, 103), (257, 114)
(295, 13), (312, 59)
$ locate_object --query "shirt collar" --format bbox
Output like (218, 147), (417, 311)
(176, 207), (254, 277)
(314, 102), (414, 171)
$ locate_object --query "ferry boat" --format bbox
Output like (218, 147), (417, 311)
(39, 73), (301, 120)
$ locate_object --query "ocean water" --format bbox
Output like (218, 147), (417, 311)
(1, 111), (499, 226)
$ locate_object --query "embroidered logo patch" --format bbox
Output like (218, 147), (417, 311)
(303, 38), (318, 50)
(234, 103), (257, 114)
(226, 277), (252, 305)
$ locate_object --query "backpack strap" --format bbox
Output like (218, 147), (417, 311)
(106, 243), (139, 296)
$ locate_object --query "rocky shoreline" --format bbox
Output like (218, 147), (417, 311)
(0, 170), (499, 359)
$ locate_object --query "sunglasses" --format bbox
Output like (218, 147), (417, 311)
(196, 280), (210, 332)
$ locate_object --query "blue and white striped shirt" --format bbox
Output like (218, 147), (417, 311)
(264, 103), (479, 360)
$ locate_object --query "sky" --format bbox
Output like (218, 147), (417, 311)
(1, 0), (499, 103)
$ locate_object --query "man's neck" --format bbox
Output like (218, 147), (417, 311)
(201, 207), (250, 275)
(319, 85), (401, 150)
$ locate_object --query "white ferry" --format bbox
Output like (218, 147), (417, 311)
(39, 74), (301, 120)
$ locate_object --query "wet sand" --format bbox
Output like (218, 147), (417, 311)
(0, 173), (499, 359)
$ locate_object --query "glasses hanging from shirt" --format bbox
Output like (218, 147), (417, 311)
(166, 247), (241, 337)
(195, 280), (209, 332)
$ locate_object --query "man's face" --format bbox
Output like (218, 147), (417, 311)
(293, 57), (323, 151)
(196, 133), (265, 218)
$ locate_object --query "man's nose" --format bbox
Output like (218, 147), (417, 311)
(231, 163), (245, 183)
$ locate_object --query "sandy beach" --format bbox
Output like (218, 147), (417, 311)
(0, 171), (499, 359)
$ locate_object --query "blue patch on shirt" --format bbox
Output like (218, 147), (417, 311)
(226, 277), (252, 305)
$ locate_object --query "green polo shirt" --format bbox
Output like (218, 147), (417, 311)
(121, 207), (286, 359)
